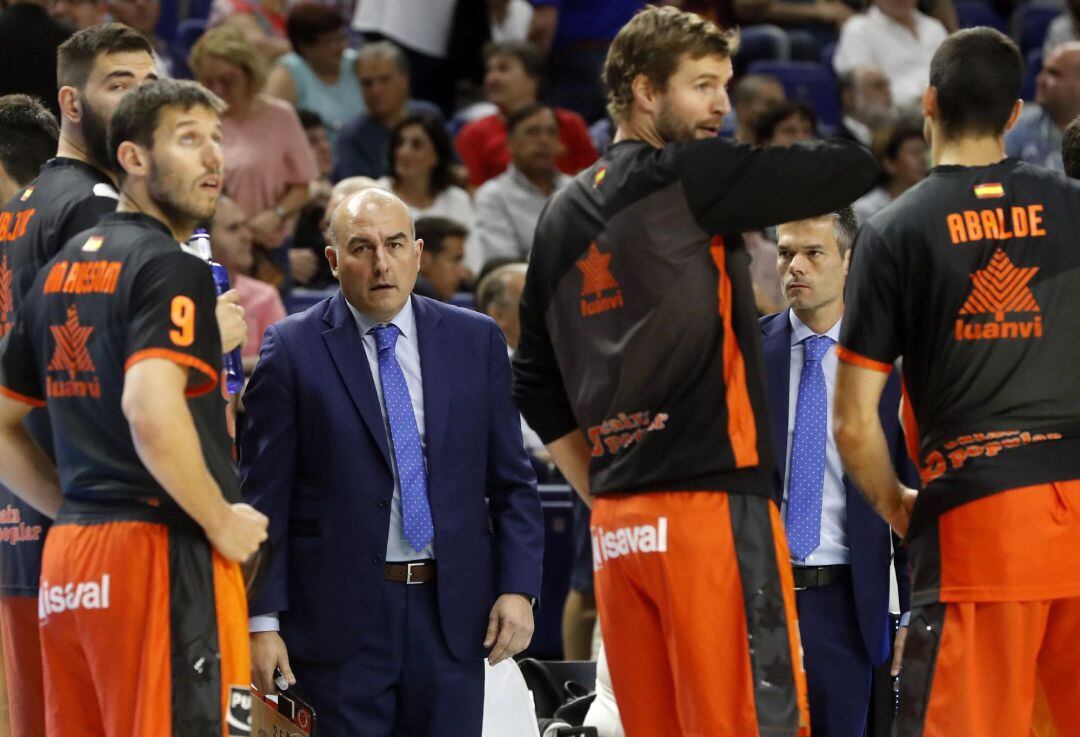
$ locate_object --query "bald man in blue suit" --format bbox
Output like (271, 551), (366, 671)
(240, 189), (545, 737)
(761, 206), (916, 737)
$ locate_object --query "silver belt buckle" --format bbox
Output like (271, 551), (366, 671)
(406, 561), (424, 584)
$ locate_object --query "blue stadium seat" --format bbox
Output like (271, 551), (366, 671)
(1022, 48), (1043, 101)
(1016, 4), (1060, 56)
(745, 60), (841, 129)
(169, 18), (209, 80)
(954, 0), (1007, 32)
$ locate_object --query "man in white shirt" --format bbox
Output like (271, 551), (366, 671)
(473, 103), (570, 273)
(833, 0), (948, 109)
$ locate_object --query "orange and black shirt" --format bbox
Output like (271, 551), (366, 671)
(513, 137), (879, 498)
(840, 158), (1080, 539)
(0, 157), (117, 596)
(0, 212), (239, 516)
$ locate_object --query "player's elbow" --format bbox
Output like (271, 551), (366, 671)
(833, 401), (869, 457)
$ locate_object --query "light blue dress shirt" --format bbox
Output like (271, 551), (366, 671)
(782, 311), (849, 566)
(250, 296), (435, 633)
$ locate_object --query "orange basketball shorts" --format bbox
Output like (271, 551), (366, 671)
(591, 490), (809, 737)
(38, 517), (250, 737)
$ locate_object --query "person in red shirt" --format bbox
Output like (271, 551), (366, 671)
(456, 40), (597, 189)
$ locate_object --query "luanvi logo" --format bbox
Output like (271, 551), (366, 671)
(955, 249), (1042, 341)
(577, 243), (623, 317)
(226, 686), (252, 736)
(46, 304), (100, 398)
(592, 517), (669, 569)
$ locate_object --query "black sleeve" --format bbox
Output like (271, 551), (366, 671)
(678, 137), (880, 234)
(838, 224), (905, 370)
(0, 293), (44, 406)
(512, 252), (579, 444)
(125, 250), (221, 396)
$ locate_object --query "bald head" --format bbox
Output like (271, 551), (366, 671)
(322, 175), (379, 234)
(325, 187), (422, 322)
(329, 187), (413, 248)
(1038, 42), (1080, 126)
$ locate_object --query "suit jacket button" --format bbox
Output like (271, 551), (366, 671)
(378, 499), (388, 509)
(372, 555), (382, 564)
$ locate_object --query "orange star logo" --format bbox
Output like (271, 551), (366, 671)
(0, 252), (12, 338)
(959, 249), (1040, 322)
(47, 304), (95, 380)
(577, 243), (618, 298)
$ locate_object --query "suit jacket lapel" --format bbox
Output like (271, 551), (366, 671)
(321, 292), (393, 471)
(763, 311), (792, 503)
(413, 296), (450, 469)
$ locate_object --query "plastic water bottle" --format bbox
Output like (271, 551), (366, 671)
(190, 228), (244, 395)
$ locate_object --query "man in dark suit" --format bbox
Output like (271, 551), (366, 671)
(760, 206), (914, 737)
(240, 188), (545, 737)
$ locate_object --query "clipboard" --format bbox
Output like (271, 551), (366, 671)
(250, 685), (317, 736)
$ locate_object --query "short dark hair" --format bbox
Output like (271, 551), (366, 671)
(928, 28), (1023, 139)
(415, 216), (468, 256)
(108, 79), (225, 174)
(388, 113), (457, 194)
(506, 102), (556, 136)
(57, 23), (155, 90)
(483, 40), (544, 80)
(733, 73), (781, 108)
(0, 95), (59, 187)
(1063, 115), (1080, 178)
(754, 100), (817, 144)
(286, 3), (346, 52)
(297, 108), (324, 130)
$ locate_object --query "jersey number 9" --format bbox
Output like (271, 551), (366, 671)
(169, 296), (195, 347)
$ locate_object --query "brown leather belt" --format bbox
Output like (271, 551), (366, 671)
(384, 560), (436, 584)
(792, 564), (850, 591)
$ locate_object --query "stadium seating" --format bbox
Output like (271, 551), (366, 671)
(955, 0), (1008, 32)
(1016, 4), (1060, 55)
(1022, 48), (1043, 101)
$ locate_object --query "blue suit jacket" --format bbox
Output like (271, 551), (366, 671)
(760, 310), (913, 665)
(240, 292), (545, 664)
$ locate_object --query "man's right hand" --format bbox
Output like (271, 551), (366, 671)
(216, 290), (247, 354)
(251, 631), (296, 695)
(206, 502), (268, 563)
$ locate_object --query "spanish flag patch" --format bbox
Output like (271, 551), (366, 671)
(20, 186), (34, 202)
(974, 182), (1005, 199)
(593, 166), (606, 187)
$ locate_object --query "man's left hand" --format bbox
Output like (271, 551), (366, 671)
(484, 593), (534, 665)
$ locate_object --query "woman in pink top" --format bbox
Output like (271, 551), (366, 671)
(191, 26), (319, 287)
(209, 196), (288, 371)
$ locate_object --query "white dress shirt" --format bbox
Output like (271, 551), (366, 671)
(782, 311), (849, 566)
(833, 6), (949, 108)
(250, 297), (435, 633)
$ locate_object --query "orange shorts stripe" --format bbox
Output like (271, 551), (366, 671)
(709, 238), (759, 468)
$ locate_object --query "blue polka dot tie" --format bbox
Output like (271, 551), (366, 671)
(372, 324), (434, 553)
(786, 334), (833, 561)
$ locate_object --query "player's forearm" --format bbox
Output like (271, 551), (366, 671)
(546, 430), (592, 505)
(0, 422), (62, 518)
(834, 412), (904, 522)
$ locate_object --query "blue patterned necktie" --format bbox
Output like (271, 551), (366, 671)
(372, 324), (434, 552)
(786, 334), (833, 561)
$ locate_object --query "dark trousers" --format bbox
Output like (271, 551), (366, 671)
(290, 579), (484, 737)
(796, 575), (875, 737)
